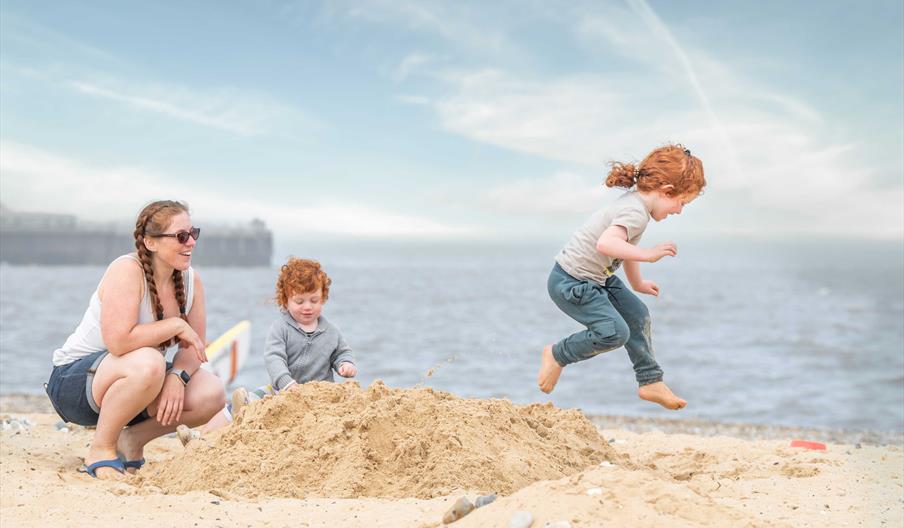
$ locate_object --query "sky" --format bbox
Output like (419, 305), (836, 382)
(1, 0), (902, 247)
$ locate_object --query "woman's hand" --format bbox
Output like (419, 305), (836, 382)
(337, 363), (357, 378)
(156, 374), (186, 426)
(176, 319), (207, 363)
(643, 242), (677, 263)
(633, 279), (661, 296)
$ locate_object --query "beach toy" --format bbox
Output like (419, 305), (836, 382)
(203, 320), (252, 386)
(790, 440), (826, 450)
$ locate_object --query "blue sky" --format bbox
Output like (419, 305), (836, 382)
(1, 0), (902, 244)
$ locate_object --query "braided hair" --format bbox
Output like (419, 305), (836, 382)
(133, 200), (190, 349)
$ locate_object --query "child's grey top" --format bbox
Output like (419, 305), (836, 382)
(263, 311), (356, 390)
(555, 191), (651, 285)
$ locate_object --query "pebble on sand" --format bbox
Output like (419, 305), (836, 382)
(474, 493), (497, 508)
(1, 416), (33, 431)
(508, 510), (534, 528)
(442, 496), (474, 524)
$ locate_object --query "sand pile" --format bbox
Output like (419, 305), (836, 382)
(141, 380), (617, 499)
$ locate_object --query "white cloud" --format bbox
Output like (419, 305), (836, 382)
(391, 3), (902, 238)
(341, 0), (521, 59)
(478, 171), (604, 216)
(0, 141), (472, 239)
(429, 69), (628, 166)
(392, 52), (442, 81)
(67, 80), (318, 138)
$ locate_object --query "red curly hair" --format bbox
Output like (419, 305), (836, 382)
(275, 258), (331, 308)
(605, 144), (706, 197)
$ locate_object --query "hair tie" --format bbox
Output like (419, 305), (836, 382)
(683, 148), (691, 156)
(633, 167), (641, 180)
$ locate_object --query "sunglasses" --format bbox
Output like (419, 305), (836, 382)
(148, 226), (201, 244)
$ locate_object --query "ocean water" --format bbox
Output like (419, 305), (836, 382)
(2, 239), (902, 432)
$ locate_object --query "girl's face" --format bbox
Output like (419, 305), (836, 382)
(651, 191), (698, 221)
(287, 288), (324, 327)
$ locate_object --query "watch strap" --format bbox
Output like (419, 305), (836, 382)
(170, 369), (190, 386)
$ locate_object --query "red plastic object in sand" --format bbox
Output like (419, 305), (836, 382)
(790, 440), (826, 450)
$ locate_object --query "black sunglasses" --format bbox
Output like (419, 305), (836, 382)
(148, 226), (201, 244)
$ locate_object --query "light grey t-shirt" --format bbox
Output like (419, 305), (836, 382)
(555, 191), (651, 285)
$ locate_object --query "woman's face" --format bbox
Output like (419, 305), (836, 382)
(148, 212), (196, 271)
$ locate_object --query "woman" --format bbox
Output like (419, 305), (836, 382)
(45, 200), (226, 479)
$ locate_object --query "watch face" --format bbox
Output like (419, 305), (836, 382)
(179, 371), (191, 384)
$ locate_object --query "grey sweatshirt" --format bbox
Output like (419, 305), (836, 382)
(263, 311), (356, 390)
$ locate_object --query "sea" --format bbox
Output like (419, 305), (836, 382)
(2, 238), (902, 432)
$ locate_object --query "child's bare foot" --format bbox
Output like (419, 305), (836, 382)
(231, 387), (249, 417)
(638, 381), (687, 410)
(537, 345), (563, 394)
(176, 424), (200, 447)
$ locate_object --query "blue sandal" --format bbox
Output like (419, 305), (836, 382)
(121, 457), (145, 471)
(117, 452), (145, 471)
(80, 458), (125, 478)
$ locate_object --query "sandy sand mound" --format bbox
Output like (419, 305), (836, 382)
(141, 381), (617, 499)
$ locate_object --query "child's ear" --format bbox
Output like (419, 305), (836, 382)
(660, 184), (676, 195)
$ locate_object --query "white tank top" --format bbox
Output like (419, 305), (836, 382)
(53, 255), (195, 366)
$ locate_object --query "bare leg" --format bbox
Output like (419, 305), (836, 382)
(201, 409), (231, 435)
(86, 348), (167, 480)
(537, 344), (563, 394)
(177, 406), (228, 446)
(179, 386), (247, 446)
(117, 369), (225, 459)
(177, 406), (228, 447)
(638, 381), (687, 410)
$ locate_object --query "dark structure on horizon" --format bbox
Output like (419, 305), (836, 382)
(0, 204), (272, 267)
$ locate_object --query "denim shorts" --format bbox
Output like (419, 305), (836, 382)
(45, 350), (164, 426)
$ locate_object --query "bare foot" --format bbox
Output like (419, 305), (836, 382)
(537, 345), (563, 394)
(84, 445), (126, 480)
(231, 387), (249, 417)
(176, 424), (200, 447)
(638, 381), (687, 410)
(116, 429), (145, 474)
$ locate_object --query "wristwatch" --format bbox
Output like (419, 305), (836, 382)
(170, 369), (191, 386)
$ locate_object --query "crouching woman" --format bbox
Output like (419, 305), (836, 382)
(45, 200), (226, 479)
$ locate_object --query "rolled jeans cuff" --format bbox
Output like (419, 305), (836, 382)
(637, 375), (663, 387)
(550, 343), (570, 367)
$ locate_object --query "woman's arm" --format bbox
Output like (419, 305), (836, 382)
(99, 259), (193, 356)
(158, 270), (207, 426)
(171, 269), (207, 373)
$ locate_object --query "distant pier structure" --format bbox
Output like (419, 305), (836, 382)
(0, 204), (272, 267)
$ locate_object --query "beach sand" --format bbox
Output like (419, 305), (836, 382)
(1, 384), (901, 527)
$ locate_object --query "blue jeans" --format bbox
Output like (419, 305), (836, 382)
(548, 262), (663, 386)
